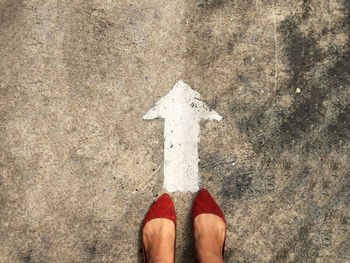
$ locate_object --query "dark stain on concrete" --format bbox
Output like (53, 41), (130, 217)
(271, 221), (319, 263)
(279, 3), (350, 151)
(87, 240), (97, 258)
(271, 14), (326, 147)
(220, 168), (253, 200)
(23, 249), (33, 263)
(333, 173), (350, 208)
(279, 7), (320, 82)
(200, 153), (254, 200)
(301, 0), (312, 19)
(237, 4), (350, 158)
(326, 102), (350, 145)
(198, 0), (227, 9)
(0, 0), (24, 29)
(338, 235), (350, 259)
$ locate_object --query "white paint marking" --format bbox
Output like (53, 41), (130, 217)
(143, 80), (222, 192)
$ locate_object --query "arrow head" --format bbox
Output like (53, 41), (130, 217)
(143, 80), (222, 121)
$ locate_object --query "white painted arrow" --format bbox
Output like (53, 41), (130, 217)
(143, 80), (222, 192)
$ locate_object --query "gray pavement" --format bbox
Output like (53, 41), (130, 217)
(1, 0), (350, 262)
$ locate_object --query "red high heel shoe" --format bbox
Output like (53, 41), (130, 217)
(192, 189), (226, 260)
(142, 193), (177, 263)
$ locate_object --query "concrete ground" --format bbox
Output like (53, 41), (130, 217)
(1, 0), (350, 262)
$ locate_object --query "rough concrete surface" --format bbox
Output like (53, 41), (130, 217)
(1, 0), (350, 262)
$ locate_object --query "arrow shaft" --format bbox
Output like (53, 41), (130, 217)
(163, 118), (200, 192)
(143, 80), (222, 192)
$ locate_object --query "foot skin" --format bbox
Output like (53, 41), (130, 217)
(194, 213), (225, 263)
(143, 218), (176, 263)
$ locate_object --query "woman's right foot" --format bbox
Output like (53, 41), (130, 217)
(192, 189), (226, 263)
(193, 213), (225, 263)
